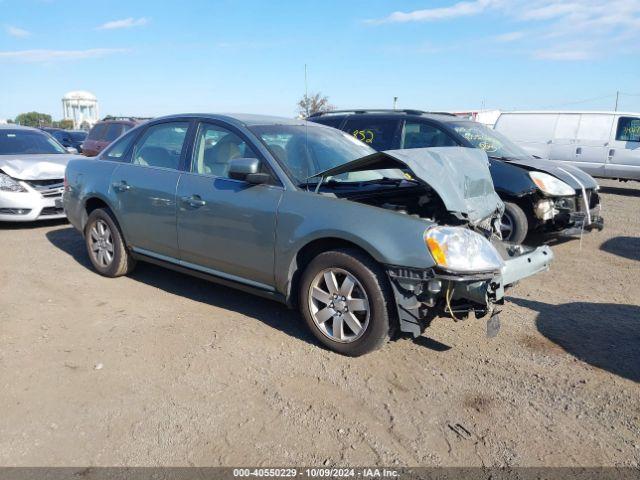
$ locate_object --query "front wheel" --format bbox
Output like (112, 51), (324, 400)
(299, 248), (394, 356)
(500, 202), (529, 244)
(84, 208), (136, 277)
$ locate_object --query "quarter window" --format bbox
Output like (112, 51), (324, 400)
(102, 130), (137, 161)
(616, 117), (640, 142)
(401, 122), (457, 148)
(132, 122), (189, 170)
(192, 123), (261, 178)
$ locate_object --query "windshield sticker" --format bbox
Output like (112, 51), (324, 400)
(455, 127), (501, 153)
(352, 129), (374, 144)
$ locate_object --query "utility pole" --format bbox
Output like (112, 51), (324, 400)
(615, 91), (619, 112)
(393, 96), (398, 110)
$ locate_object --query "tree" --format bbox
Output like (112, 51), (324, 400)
(52, 119), (74, 129)
(297, 92), (334, 118)
(15, 111), (52, 127)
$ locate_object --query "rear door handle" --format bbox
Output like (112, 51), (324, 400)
(575, 147), (582, 155)
(181, 195), (206, 208)
(112, 181), (131, 192)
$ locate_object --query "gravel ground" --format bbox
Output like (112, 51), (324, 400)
(0, 178), (638, 467)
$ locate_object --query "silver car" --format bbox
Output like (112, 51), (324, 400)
(64, 114), (553, 356)
(0, 125), (79, 222)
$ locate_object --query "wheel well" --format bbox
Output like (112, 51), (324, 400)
(286, 237), (378, 308)
(85, 197), (109, 216)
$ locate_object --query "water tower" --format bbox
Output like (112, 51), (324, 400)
(62, 91), (99, 129)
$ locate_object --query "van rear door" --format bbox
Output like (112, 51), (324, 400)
(607, 115), (640, 180)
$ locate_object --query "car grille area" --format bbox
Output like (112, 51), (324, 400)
(0, 208), (32, 215)
(24, 179), (64, 198)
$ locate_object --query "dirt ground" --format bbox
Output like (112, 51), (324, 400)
(0, 178), (638, 467)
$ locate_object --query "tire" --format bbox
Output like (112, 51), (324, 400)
(299, 248), (395, 356)
(501, 202), (529, 244)
(84, 208), (136, 277)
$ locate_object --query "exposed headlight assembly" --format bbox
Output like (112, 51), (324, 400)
(424, 226), (505, 273)
(0, 173), (27, 192)
(529, 171), (574, 197)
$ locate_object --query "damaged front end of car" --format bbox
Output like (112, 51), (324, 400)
(309, 146), (554, 338)
(386, 240), (553, 337)
(515, 160), (605, 237)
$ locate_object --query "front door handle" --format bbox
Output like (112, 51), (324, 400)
(112, 181), (131, 192)
(575, 147), (582, 155)
(181, 195), (206, 208)
(608, 148), (615, 158)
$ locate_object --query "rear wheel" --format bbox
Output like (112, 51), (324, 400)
(299, 248), (394, 356)
(501, 202), (529, 244)
(85, 208), (135, 277)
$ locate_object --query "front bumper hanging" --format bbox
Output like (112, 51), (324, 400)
(386, 245), (554, 337)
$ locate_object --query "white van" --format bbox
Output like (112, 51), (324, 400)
(494, 111), (640, 180)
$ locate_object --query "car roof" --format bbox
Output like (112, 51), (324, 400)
(0, 124), (43, 132)
(308, 109), (464, 124)
(499, 110), (640, 116)
(149, 113), (313, 128)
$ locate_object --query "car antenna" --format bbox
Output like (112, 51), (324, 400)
(304, 63), (310, 191)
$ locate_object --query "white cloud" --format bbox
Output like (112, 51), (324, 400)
(0, 48), (129, 63)
(369, 0), (640, 60)
(5, 25), (30, 38)
(495, 31), (525, 42)
(533, 48), (591, 61)
(97, 17), (148, 30)
(368, 0), (497, 24)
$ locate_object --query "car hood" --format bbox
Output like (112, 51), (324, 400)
(0, 154), (79, 180)
(314, 147), (504, 224)
(505, 157), (599, 190)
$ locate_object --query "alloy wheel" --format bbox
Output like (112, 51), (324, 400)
(308, 268), (370, 343)
(500, 212), (514, 241)
(89, 219), (114, 267)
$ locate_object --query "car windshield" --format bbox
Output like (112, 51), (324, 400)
(249, 124), (405, 185)
(450, 121), (531, 161)
(0, 129), (67, 155)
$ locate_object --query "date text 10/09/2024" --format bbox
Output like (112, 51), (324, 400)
(233, 468), (400, 478)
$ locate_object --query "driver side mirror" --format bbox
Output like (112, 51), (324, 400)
(65, 147), (78, 154)
(228, 157), (271, 185)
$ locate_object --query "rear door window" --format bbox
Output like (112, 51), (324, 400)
(131, 122), (190, 170)
(342, 117), (401, 151)
(615, 117), (640, 142)
(401, 121), (457, 148)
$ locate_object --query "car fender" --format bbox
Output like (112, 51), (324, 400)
(64, 159), (122, 233)
(489, 158), (538, 198)
(274, 189), (437, 296)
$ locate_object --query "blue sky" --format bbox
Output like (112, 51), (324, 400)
(1, 0), (639, 120)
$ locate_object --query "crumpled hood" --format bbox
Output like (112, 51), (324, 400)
(314, 147), (504, 224)
(0, 154), (79, 180)
(507, 157), (599, 190)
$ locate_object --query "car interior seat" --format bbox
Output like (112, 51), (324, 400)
(136, 146), (175, 169)
(204, 134), (242, 177)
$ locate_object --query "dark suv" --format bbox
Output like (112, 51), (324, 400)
(83, 118), (148, 157)
(309, 109), (603, 243)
